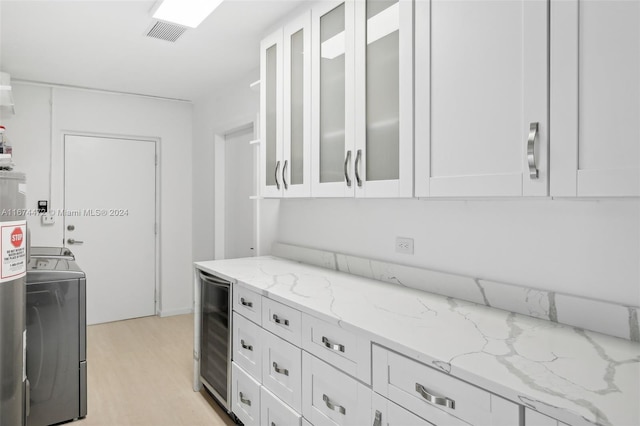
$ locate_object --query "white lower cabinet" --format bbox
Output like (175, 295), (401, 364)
(372, 345), (521, 426)
(262, 328), (303, 412)
(232, 362), (261, 426)
(302, 352), (371, 426)
(301, 313), (371, 384)
(371, 392), (436, 426)
(231, 292), (526, 426)
(525, 408), (569, 426)
(233, 312), (262, 381)
(261, 386), (303, 426)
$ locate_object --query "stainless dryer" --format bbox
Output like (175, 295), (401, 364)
(25, 257), (87, 426)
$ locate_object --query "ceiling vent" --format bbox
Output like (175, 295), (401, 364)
(146, 20), (187, 42)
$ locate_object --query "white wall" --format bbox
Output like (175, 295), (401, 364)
(192, 70), (280, 262)
(4, 82), (194, 316)
(277, 198), (640, 307)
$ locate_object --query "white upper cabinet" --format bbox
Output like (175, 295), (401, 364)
(261, 14), (313, 199)
(283, 12), (313, 197)
(312, 0), (413, 198)
(354, 0), (414, 198)
(260, 28), (284, 198)
(414, 0), (549, 197)
(312, 1), (357, 197)
(551, 0), (640, 197)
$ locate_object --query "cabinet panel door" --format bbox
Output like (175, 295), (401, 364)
(283, 11), (312, 197)
(551, 0), (639, 197)
(261, 28), (284, 198)
(312, 0), (357, 197)
(415, 0), (548, 197)
(232, 363), (261, 426)
(261, 329), (303, 412)
(354, 0), (414, 198)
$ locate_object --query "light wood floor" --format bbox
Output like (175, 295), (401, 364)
(77, 314), (236, 426)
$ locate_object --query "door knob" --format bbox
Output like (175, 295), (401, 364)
(67, 238), (84, 245)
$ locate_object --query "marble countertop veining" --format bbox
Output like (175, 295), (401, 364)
(195, 257), (640, 426)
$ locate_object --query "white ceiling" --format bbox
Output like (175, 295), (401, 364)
(0, 0), (306, 101)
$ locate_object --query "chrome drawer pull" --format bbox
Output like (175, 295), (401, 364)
(322, 336), (345, 353)
(415, 383), (455, 409)
(272, 362), (289, 376)
(322, 394), (346, 415)
(239, 391), (251, 406)
(527, 122), (539, 179)
(240, 340), (253, 351)
(373, 410), (382, 426)
(273, 314), (289, 326)
(240, 297), (253, 308)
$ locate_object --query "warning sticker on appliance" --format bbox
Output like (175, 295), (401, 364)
(1, 220), (27, 283)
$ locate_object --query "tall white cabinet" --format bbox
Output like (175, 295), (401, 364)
(414, 0), (549, 197)
(260, 28), (284, 198)
(550, 0), (640, 197)
(311, 0), (357, 197)
(354, 0), (414, 198)
(260, 13), (313, 198)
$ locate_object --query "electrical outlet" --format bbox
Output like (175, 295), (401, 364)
(395, 237), (414, 255)
(41, 213), (55, 225)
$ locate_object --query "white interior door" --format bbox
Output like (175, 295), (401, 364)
(225, 126), (256, 259)
(64, 135), (156, 325)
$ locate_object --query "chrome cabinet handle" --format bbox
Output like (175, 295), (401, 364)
(322, 336), (345, 353)
(240, 297), (253, 308)
(373, 410), (382, 426)
(272, 362), (289, 376)
(323, 394), (346, 415)
(272, 314), (289, 326)
(527, 122), (539, 179)
(344, 150), (352, 187)
(355, 149), (363, 187)
(415, 383), (455, 409)
(275, 161), (281, 190)
(239, 391), (251, 406)
(240, 340), (253, 351)
(67, 238), (84, 245)
(283, 160), (289, 190)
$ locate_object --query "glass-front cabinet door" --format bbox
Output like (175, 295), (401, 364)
(283, 11), (312, 197)
(260, 29), (283, 197)
(354, 0), (413, 197)
(312, 1), (356, 197)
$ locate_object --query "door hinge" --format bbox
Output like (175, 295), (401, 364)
(154, 223), (158, 235)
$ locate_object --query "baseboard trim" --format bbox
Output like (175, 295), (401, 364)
(159, 307), (194, 317)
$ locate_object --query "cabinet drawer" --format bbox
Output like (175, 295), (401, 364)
(372, 346), (520, 426)
(302, 352), (371, 426)
(234, 286), (262, 324)
(232, 363), (261, 426)
(232, 312), (262, 381)
(261, 386), (302, 426)
(302, 313), (371, 384)
(262, 297), (302, 346)
(372, 392), (437, 426)
(262, 329), (303, 412)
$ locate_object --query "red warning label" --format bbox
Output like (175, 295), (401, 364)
(1, 220), (27, 282)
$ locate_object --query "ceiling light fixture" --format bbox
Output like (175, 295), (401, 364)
(152, 0), (224, 29)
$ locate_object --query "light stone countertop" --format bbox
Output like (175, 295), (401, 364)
(195, 256), (640, 426)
